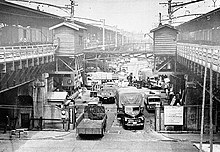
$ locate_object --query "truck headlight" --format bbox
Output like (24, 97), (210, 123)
(124, 117), (129, 122)
(138, 117), (144, 122)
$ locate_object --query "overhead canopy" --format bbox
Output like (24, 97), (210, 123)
(47, 91), (68, 102)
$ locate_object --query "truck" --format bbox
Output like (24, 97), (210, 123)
(145, 95), (161, 112)
(97, 82), (117, 104)
(76, 102), (107, 136)
(142, 88), (163, 112)
(115, 87), (145, 129)
(86, 72), (118, 89)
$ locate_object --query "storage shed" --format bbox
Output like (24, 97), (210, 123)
(49, 22), (86, 56)
(150, 24), (178, 56)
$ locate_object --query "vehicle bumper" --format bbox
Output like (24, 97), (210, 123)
(125, 122), (144, 127)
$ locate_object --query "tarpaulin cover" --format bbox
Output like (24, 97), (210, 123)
(84, 105), (105, 120)
(119, 93), (143, 105)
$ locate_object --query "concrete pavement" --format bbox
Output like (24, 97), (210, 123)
(0, 130), (74, 140)
(161, 132), (220, 152)
(1, 124), (220, 151)
(1, 90), (220, 151)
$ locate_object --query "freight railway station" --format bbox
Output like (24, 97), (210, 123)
(1, 0), (220, 152)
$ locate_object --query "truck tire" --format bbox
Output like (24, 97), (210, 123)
(140, 125), (144, 130)
(101, 128), (104, 137)
(123, 124), (128, 130)
(122, 118), (127, 130)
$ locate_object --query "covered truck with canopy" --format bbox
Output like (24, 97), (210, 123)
(115, 87), (145, 129)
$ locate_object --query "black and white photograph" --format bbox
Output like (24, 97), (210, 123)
(0, 0), (220, 151)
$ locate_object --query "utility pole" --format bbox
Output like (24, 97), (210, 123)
(209, 49), (214, 152)
(212, 0), (218, 7)
(70, 0), (78, 18)
(200, 49), (208, 152)
(168, 0), (172, 25)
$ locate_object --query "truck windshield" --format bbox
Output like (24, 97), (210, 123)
(148, 98), (160, 102)
(125, 106), (140, 113)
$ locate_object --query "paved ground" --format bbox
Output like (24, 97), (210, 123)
(162, 132), (220, 152)
(1, 89), (220, 152)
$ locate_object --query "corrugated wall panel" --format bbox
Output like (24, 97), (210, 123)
(56, 33), (76, 55)
(154, 32), (176, 56)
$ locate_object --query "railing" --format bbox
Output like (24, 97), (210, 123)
(177, 43), (220, 72)
(84, 43), (115, 50)
(0, 44), (58, 64)
(83, 42), (153, 53)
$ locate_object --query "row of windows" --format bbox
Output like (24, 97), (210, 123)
(178, 28), (220, 44)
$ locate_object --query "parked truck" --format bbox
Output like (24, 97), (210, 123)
(115, 87), (145, 129)
(97, 82), (117, 104)
(145, 95), (161, 112)
(76, 102), (107, 136)
(143, 89), (164, 112)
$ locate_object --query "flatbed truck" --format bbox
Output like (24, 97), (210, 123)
(76, 102), (107, 136)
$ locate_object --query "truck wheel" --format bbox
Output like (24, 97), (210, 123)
(123, 124), (127, 130)
(101, 128), (104, 136)
(144, 102), (147, 109)
(122, 118), (127, 130)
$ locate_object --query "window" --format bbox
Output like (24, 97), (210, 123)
(23, 29), (27, 38)
(79, 36), (83, 45)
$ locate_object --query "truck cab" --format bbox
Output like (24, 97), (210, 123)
(145, 95), (161, 112)
(122, 104), (145, 129)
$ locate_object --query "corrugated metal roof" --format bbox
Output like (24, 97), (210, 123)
(150, 24), (178, 33)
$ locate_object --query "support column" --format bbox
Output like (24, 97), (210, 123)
(197, 64), (200, 75)
(190, 61), (194, 72)
(201, 66), (204, 78)
(33, 79), (45, 119)
(115, 26), (118, 47)
(155, 104), (161, 131)
(217, 73), (219, 88)
(195, 63), (198, 75)
(193, 62), (196, 74)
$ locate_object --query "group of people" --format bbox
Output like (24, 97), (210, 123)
(127, 73), (138, 86)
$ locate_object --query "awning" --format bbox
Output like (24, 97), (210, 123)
(47, 91), (68, 102)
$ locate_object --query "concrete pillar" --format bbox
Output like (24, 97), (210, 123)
(42, 73), (49, 100)
(33, 79), (45, 118)
(201, 65), (203, 78)
(190, 61), (193, 72)
(155, 104), (161, 131)
(197, 64), (199, 75)
(195, 63), (198, 75)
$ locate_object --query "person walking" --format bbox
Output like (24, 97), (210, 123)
(127, 73), (133, 86)
(4, 116), (10, 133)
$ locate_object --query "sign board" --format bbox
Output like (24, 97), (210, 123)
(164, 106), (183, 125)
